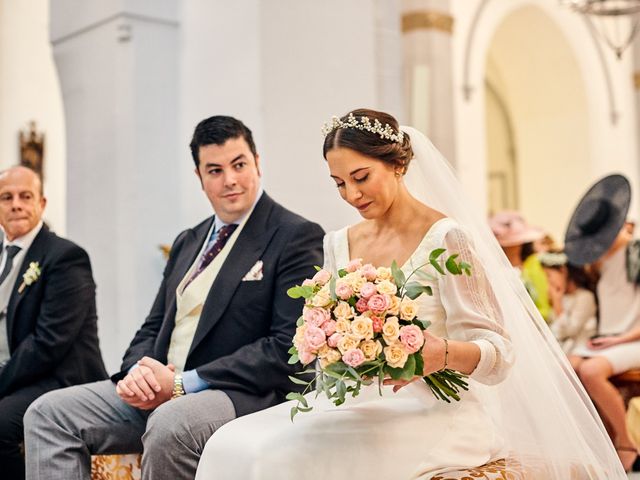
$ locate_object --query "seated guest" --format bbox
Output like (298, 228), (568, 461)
(489, 211), (552, 322)
(24, 116), (324, 480)
(0, 166), (106, 480)
(539, 251), (597, 365)
(565, 174), (640, 471)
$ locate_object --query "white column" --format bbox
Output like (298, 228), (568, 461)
(50, 0), (180, 372)
(401, 0), (457, 164)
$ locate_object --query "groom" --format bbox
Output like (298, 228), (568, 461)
(24, 116), (324, 480)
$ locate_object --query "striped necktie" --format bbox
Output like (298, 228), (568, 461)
(0, 245), (21, 286)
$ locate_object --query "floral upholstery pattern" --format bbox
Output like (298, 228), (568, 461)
(91, 454), (141, 480)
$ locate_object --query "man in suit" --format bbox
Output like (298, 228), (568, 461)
(0, 166), (106, 480)
(25, 116), (324, 480)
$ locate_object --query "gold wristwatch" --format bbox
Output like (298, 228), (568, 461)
(172, 373), (185, 399)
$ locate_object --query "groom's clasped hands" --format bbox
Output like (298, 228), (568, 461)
(115, 356), (176, 409)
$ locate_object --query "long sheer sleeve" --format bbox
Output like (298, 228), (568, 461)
(322, 232), (337, 274)
(438, 226), (514, 385)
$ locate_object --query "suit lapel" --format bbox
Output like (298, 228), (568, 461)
(6, 227), (49, 343)
(187, 194), (278, 357)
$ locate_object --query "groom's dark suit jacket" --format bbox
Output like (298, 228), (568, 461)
(114, 193), (324, 416)
(0, 226), (107, 398)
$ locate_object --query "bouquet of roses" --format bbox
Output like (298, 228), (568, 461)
(286, 248), (472, 420)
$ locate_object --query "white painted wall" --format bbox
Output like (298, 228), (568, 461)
(0, 0), (66, 233)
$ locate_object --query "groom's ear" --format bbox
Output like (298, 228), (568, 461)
(194, 167), (204, 188)
(254, 154), (262, 177)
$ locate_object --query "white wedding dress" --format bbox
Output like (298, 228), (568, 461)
(195, 218), (514, 480)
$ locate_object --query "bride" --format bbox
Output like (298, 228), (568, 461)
(195, 109), (626, 479)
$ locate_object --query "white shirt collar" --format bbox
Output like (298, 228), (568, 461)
(214, 188), (264, 232)
(4, 220), (44, 251)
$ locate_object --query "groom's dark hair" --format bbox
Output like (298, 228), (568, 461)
(190, 115), (257, 168)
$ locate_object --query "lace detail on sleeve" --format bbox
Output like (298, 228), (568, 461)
(438, 225), (514, 385)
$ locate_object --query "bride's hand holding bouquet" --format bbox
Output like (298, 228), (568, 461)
(286, 249), (471, 420)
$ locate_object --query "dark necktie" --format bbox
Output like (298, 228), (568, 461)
(184, 224), (238, 288)
(0, 245), (21, 286)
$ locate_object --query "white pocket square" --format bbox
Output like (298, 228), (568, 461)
(242, 260), (263, 281)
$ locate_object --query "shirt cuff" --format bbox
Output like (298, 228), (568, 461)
(182, 369), (209, 394)
(469, 339), (497, 381)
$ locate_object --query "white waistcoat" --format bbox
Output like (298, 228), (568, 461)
(167, 221), (245, 373)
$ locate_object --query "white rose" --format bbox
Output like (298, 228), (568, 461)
(343, 272), (366, 293)
(312, 286), (332, 307)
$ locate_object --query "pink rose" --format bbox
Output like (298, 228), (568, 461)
(298, 348), (316, 365)
(335, 282), (354, 300)
(327, 332), (342, 348)
(360, 282), (377, 299)
(312, 269), (331, 285)
(361, 264), (377, 281)
(304, 325), (327, 351)
(342, 348), (366, 368)
(367, 294), (390, 314)
(303, 307), (330, 328)
(371, 315), (384, 333)
(302, 278), (315, 287)
(399, 325), (425, 354)
(355, 297), (370, 313)
(345, 258), (363, 273)
(322, 319), (337, 336)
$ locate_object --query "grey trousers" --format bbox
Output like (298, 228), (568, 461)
(23, 379), (236, 480)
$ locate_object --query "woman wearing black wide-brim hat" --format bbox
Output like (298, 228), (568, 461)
(564, 173), (640, 472)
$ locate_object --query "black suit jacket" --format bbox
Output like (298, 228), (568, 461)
(0, 226), (108, 397)
(115, 193), (324, 416)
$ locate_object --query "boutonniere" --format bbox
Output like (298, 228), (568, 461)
(18, 262), (41, 293)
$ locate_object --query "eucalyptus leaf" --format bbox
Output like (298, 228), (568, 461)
(285, 392), (308, 407)
(288, 375), (309, 386)
(445, 254), (461, 275)
(329, 277), (337, 301)
(338, 268), (348, 278)
(288, 354), (299, 365)
(391, 260), (406, 288)
(429, 259), (445, 275)
(404, 282), (433, 300)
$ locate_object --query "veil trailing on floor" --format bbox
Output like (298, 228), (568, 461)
(401, 126), (625, 478)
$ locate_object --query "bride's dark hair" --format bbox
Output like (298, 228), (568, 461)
(322, 108), (413, 174)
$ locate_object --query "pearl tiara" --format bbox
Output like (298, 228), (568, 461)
(321, 113), (405, 143)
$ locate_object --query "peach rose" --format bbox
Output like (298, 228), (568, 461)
(302, 278), (315, 287)
(384, 343), (409, 369)
(293, 325), (307, 349)
(343, 272), (366, 293)
(399, 324), (424, 354)
(312, 269), (331, 285)
(376, 267), (393, 282)
(333, 301), (354, 320)
(360, 339), (383, 361)
(376, 279), (397, 296)
(319, 348), (342, 368)
(387, 295), (401, 316)
(312, 286), (332, 308)
(351, 316), (374, 341)
(399, 297), (418, 321)
(368, 294), (390, 314)
(335, 318), (351, 334)
(382, 316), (400, 344)
(337, 334), (360, 354)
(303, 306), (330, 328)
(342, 348), (366, 368)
